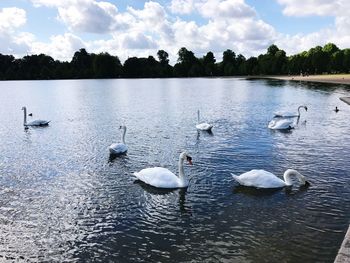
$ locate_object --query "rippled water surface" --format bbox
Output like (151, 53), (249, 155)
(0, 78), (350, 262)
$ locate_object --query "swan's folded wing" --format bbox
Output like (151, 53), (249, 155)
(27, 119), (50, 126)
(196, 122), (213, 130)
(109, 143), (128, 154)
(133, 167), (180, 188)
(268, 118), (294, 130)
(233, 170), (285, 188)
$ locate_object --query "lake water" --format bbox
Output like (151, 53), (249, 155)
(0, 78), (349, 262)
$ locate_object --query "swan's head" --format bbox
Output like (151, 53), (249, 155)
(180, 151), (193, 165)
(21, 106), (26, 110)
(284, 169), (309, 186)
(119, 125), (126, 130)
(304, 106), (308, 111)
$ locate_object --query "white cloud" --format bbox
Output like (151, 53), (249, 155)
(121, 32), (158, 49)
(58, 1), (132, 33)
(0, 7), (31, 55)
(197, 0), (256, 19)
(277, 0), (350, 17)
(31, 0), (134, 33)
(31, 33), (85, 61)
(31, 0), (88, 8)
(170, 0), (256, 18)
(0, 7), (26, 32)
(170, 0), (195, 14)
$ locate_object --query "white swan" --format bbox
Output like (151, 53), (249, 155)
(231, 169), (309, 188)
(109, 125), (128, 155)
(133, 151), (193, 188)
(196, 110), (213, 131)
(274, 105), (308, 118)
(22, 106), (50, 127)
(268, 118), (295, 130)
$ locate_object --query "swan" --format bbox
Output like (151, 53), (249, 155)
(268, 118), (294, 130)
(231, 169), (309, 188)
(22, 106), (50, 127)
(109, 125), (128, 155)
(196, 110), (213, 131)
(133, 151), (193, 188)
(274, 105), (308, 118)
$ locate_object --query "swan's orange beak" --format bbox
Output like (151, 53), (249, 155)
(187, 156), (193, 165)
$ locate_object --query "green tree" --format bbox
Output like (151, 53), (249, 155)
(236, 54), (246, 75)
(157, 50), (172, 77)
(174, 47), (201, 77)
(71, 48), (93, 78)
(244, 57), (258, 75)
(221, 49), (236, 75)
(322, 43), (339, 54)
(0, 54), (15, 79)
(157, 50), (169, 65)
(331, 50), (344, 73)
(267, 44), (279, 56)
(202, 52), (216, 76)
(343, 49), (350, 73)
(93, 52), (122, 78)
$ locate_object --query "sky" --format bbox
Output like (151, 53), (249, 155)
(0, 0), (349, 64)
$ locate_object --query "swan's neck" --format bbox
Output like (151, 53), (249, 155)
(121, 127), (126, 144)
(297, 106), (303, 116)
(283, 169), (304, 186)
(23, 107), (27, 125)
(178, 157), (187, 183)
(197, 110), (200, 123)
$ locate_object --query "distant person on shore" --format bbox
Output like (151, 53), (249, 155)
(335, 106), (339, 112)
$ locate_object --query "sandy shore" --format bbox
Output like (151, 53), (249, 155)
(267, 74), (350, 85)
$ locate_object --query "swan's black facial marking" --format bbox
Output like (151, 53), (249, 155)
(186, 156), (193, 165)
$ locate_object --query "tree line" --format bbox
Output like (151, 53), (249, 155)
(0, 43), (349, 80)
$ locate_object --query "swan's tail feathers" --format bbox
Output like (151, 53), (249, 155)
(231, 173), (241, 184)
(132, 172), (138, 177)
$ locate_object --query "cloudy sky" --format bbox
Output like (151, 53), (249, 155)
(1, 0), (349, 63)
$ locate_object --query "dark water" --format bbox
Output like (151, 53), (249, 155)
(0, 78), (349, 262)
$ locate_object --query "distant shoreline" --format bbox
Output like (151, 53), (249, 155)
(250, 74), (350, 85)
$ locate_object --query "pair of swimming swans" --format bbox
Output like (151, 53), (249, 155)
(22, 106), (50, 127)
(268, 105), (307, 130)
(133, 151), (308, 190)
